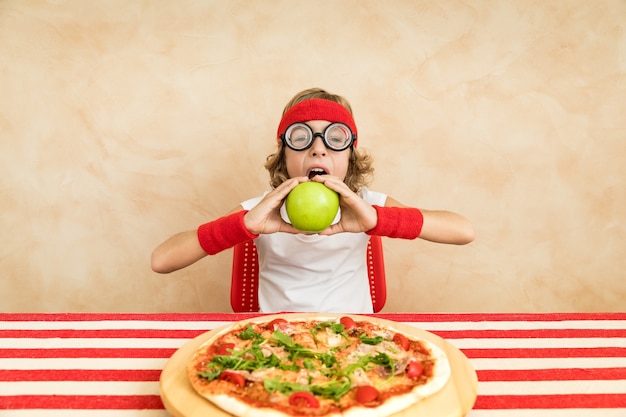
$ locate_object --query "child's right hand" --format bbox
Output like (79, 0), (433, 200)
(243, 177), (309, 235)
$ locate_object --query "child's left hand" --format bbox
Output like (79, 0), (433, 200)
(310, 175), (377, 235)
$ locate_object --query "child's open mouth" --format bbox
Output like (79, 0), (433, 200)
(308, 169), (327, 179)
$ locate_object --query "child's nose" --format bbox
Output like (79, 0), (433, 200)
(309, 136), (327, 155)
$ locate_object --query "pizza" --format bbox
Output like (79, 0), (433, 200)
(186, 315), (451, 417)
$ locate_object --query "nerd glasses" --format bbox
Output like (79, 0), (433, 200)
(280, 123), (356, 152)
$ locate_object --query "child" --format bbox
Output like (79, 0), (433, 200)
(151, 88), (474, 313)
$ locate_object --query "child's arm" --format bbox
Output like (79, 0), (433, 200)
(150, 207), (245, 274)
(384, 196), (474, 244)
(151, 229), (209, 273)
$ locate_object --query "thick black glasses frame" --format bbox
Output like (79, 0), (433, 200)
(280, 122), (356, 152)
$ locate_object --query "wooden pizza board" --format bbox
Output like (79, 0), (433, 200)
(160, 313), (478, 417)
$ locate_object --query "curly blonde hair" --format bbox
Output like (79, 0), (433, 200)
(265, 88), (374, 192)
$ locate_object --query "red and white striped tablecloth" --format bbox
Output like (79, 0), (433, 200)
(1, 312), (625, 416)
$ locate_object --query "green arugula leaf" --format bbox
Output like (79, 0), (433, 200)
(249, 342), (266, 361)
(271, 331), (318, 362)
(277, 362), (300, 372)
(264, 378), (310, 395)
(311, 321), (348, 345)
(342, 354), (372, 376)
(370, 352), (393, 368)
(313, 321), (345, 335)
(318, 353), (338, 368)
(239, 324), (263, 340)
(310, 378), (352, 400)
(330, 323), (346, 333)
(371, 352), (396, 380)
(211, 354), (245, 369)
(272, 329), (295, 347)
(359, 334), (384, 345)
(197, 367), (221, 380)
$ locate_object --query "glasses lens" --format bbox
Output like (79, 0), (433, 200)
(285, 123), (312, 150)
(325, 123), (352, 150)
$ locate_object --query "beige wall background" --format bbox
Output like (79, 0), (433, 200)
(1, 0), (625, 313)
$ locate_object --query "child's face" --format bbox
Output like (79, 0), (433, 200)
(284, 120), (351, 181)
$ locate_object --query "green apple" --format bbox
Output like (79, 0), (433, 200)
(285, 182), (340, 232)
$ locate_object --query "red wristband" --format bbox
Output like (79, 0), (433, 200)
(197, 210), (258, 255)
(366, 206), (424, 239)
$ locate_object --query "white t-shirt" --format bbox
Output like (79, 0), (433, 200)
(241, 187), (387, 313)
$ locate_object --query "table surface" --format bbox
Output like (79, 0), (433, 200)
(1, 312), (625, 417)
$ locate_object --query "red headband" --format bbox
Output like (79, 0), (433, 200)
(277, 98), (358, 147)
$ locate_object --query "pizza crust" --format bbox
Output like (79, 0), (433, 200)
(187, 314), (452, 417)
(205, 394), (252, 417)
(204, 393), (344, 417)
